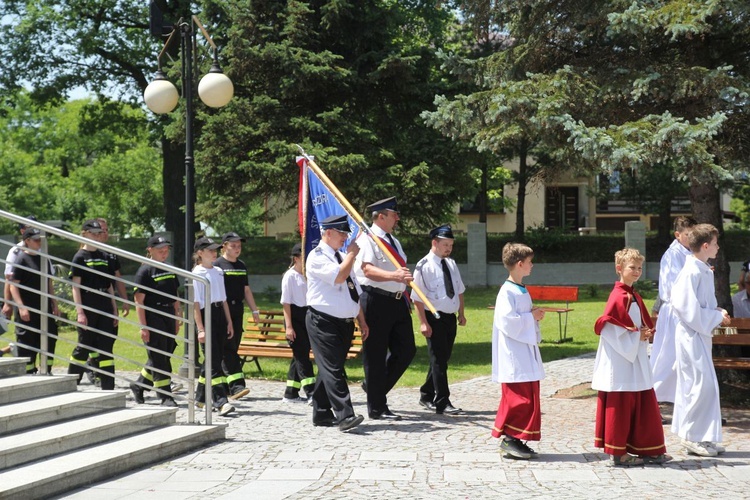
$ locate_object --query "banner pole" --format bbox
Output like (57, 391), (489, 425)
(296, 145), (440, 318)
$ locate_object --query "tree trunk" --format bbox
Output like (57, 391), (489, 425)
(162, 138), (190, 270)
(514, 140), (528, 239)
(479, 164), (487, 223)
(657, 198), (673, 247)
(689, 180), (730, 310)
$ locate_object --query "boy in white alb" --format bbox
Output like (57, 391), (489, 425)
(491, 243), (545, 460)
(651, 216), (696, 405)
(671, 224), (729, 457)
(592, 248), (670, 466)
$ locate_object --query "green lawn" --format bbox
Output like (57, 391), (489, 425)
(1, 285), (633, 387)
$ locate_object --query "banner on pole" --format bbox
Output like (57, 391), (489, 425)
(296, 156), (359, 260)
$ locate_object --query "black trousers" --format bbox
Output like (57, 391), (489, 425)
(15, 305), (58, 374)
(306, 308), (355, 423)
(68, 294), (117, 390)
(285, 305), (315, 398)
(136, 306), (177, 398)
(196, 304), (230, 408)
(360, 290), (416, 413)
(420, 311), (457, 411)
(222, 301), (246, 394)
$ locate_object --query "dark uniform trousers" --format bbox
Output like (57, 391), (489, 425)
(285, 304), (316, 399)
(222, 301), (247, 394)
(419, 311), (457, 411)
(15, 304), (58, 374)
(68, 293), (117, 390)
(196, 303), (230, 408)
(361, 290), (416, 413)
(306, 308), (355, 423)
(135, 305), (177, 398)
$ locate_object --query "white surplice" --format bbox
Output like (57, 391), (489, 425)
(592, 301), (652, 392)
(651, 239), (691, 402)
(491, 281), (544, 383)
(670, 256), (724, 443)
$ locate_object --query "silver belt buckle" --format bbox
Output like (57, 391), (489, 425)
(394, 291), (402, 300)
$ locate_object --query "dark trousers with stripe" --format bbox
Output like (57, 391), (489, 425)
(196, 304), (230, 408)
(285, 304), (315, 399)
(136, 306), (177, 398)
(419, 311), (457, 411)
(361, 291), (416, 413)
(222, 301), (247, 395)
(68, 294), (117, 390)
(306, 308), (355, 423)
(15, 305), (58, 374)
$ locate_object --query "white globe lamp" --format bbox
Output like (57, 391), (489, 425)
(198, 63), (234, 108)
(144, 71), (179, 114)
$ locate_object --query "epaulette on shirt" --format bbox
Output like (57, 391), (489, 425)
(12, 247), (20, 255)
(415, 258), (427, 273)
(314, 247), (323, 254)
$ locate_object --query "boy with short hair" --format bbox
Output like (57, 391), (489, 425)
(671, 223), (729, 457)
(651, 216), (697, 406)
(491, 243), (545, 460)
(592, 248), (671, 466)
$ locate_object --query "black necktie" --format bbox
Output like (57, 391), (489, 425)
(441, 259), (455, 298)
(386, 233), (396, 248)
(335, 252), (360, 303)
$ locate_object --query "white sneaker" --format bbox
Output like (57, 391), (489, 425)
(281, 396), (307, 403)
(218, 403), (235, 417)
(711, 442), (726, 454)
(683, 440), (718, 457)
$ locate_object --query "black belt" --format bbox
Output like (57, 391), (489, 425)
(210, 302), (224, 308)
(310, 307), (354, 323)
(228, 299), (243, 306)
(151, 302), (174, 308)
(361, 285), (403, 300)
(429, 310), (456, 317)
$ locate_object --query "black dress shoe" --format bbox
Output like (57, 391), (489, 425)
(313, 417), (336, 427)
(369, 408), (402, 421)
(419, 400), (436, 411)
(130, 383), (144, 404)
(339, 414), (364, 432)
(437, 404), (463, 415)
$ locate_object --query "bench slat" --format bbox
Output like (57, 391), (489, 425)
(526, 285), (579, 302)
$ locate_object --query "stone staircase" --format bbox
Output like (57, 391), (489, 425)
(0, 357), (224, 499)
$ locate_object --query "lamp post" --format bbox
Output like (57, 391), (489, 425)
(144, 13), (233, 379)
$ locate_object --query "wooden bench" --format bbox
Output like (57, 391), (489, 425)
(712, 317), (750, 371)
(526, 285), (579, 343)
(238, 309), (363, 372)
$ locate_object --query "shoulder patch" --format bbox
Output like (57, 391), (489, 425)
(12, 247), (20, 255)
(314, 247), (323, 254)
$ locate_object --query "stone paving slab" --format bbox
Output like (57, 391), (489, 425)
(59, 353), (750, 499)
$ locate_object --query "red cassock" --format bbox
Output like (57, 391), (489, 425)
(491, 380), (541, 442)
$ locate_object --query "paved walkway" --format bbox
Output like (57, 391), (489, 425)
(61, 354), (750, 499)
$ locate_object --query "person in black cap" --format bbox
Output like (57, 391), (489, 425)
(355, 196), (415, 420)
(280, 242), (315, 403)
(130, 235), (181, 407)
(192, 236), (235, 417)
(214, 231), (260, 401)
(412, 225), (466, 415)
(67, 219), (119, 390)
(3, 215), (38, 321)
(9, 227), (59, 373)
(306, 214), (368, 432)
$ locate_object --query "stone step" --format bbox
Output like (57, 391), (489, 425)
(0, 424), (226, 500)
(0, 390), (125, 436)
(0, 407), (178, 470)
(0, 374), (77, 405)
(0, 357), (28, 378)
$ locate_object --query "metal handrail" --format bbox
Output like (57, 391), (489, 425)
(0, 210), (214, 424)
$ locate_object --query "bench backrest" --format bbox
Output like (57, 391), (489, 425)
(526, 285), (579, 303)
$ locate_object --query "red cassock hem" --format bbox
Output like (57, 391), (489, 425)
(594, 389), (667, 456)
(491, 381), (541, 442)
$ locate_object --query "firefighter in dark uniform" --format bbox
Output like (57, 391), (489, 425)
(214, 231), (260, 400)
(9, 227), (59, 373)
(306, 215), (369, 432)
(355, 197), (415, 420)
(67, 219), (118, 390)
(130, 235), (181, 406)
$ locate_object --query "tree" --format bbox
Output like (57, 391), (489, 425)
(196, 0), (479, 231)
(0, 0), (195, 267)
(0, 92), (162, 235)
(449, 0), (750, 307)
